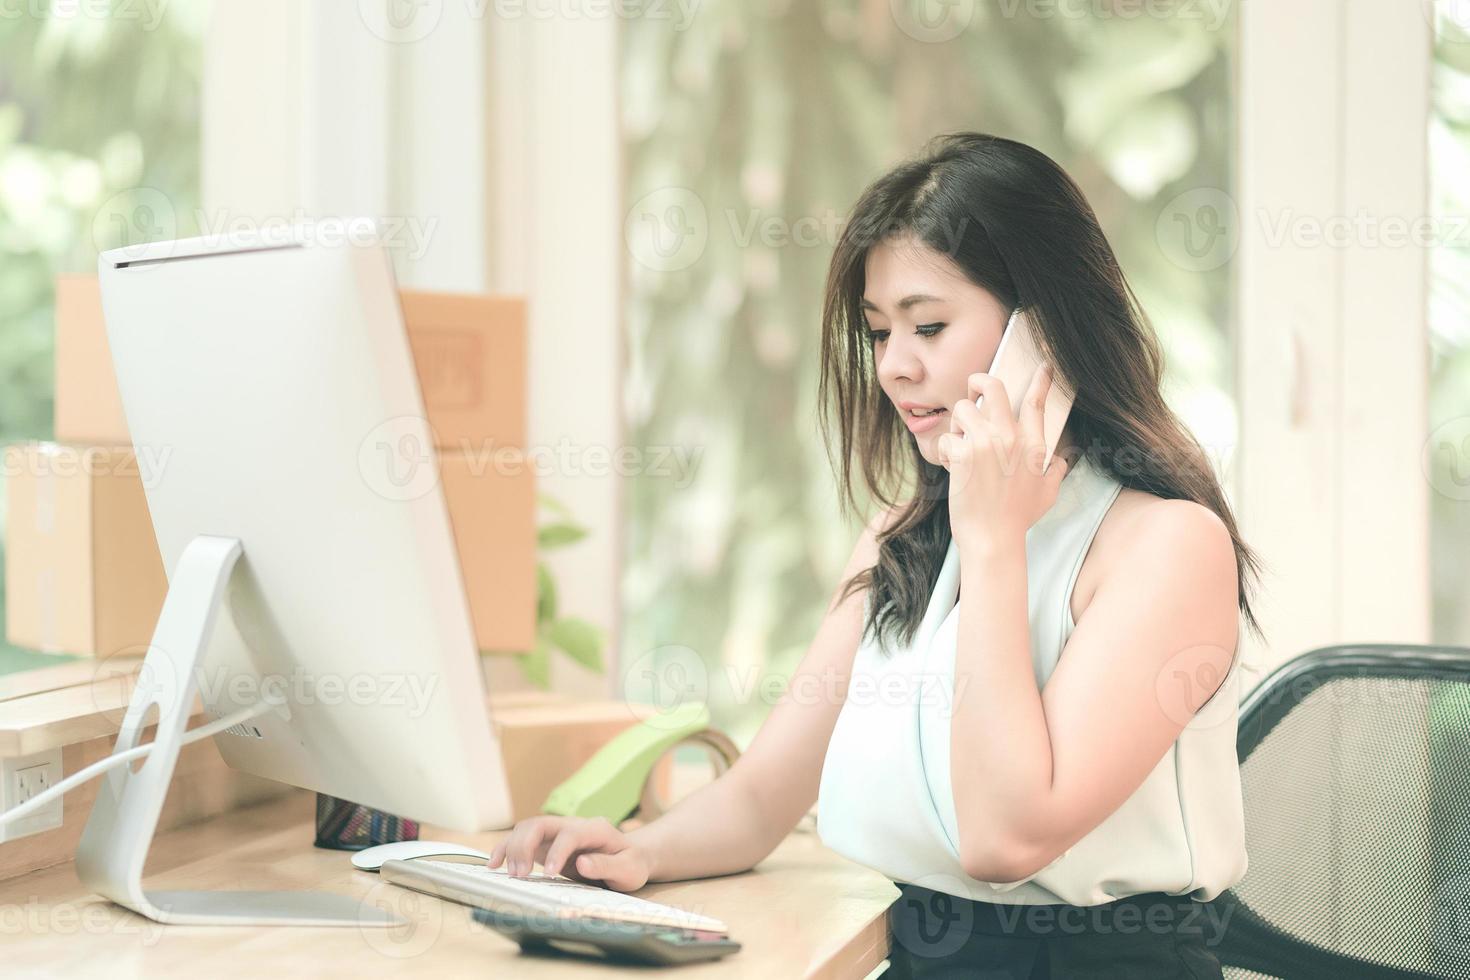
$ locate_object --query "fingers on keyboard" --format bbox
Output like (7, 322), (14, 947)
(545, 822), (613, 878)
(506, 816), (566, 876)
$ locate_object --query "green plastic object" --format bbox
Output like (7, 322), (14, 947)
(541, 701), (712, 823)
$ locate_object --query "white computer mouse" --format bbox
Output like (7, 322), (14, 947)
(351, 840), (493, 872)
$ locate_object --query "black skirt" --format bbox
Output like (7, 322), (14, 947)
(884, 882), (1227, 980)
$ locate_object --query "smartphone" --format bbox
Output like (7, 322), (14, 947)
(973, 307), (1075, 471)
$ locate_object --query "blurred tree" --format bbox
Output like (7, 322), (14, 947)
(1430, 16), (1470, 645)
(0, 2), (204, 670)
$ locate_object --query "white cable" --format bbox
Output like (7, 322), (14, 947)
(0, 700), (278, 830)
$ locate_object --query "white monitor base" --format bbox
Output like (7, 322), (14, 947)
(74, 534), (404, 928)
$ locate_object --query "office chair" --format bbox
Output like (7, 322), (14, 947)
(1201, 644), (1470, 980)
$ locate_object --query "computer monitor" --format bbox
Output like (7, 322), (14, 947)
(75, 221), (513, 926)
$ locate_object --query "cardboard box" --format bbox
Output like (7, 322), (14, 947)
(53, 278), (128, 448)
(441, 447), (537, 652)
(399, 290), (527, 452)
(4, 443), (536, 656)
(488, 698), (675, 823)
(2, 445), (167, 657)
(53, 276), (526, 452)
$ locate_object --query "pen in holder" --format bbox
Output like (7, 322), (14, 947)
(313, 793), (420, 851)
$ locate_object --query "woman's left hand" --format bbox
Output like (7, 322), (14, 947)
(936, 362), (1071, 551)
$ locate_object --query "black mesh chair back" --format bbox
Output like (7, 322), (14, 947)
(1203, 644), (1470, 980)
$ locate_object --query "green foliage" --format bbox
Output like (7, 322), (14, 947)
(0, 5), (204, 443)
(547, 617), (605, 673)
(486, 492), (609, 690)
(538, 523), (589, 549)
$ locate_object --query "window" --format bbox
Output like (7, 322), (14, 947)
(0, 5), (205, 674)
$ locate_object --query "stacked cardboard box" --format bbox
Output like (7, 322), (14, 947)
(3, 444), (167, 657)
(4, 276), (536, 658)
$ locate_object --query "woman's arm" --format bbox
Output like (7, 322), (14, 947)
(951, 499), (1240, 883)
(623, 504), (898, 882)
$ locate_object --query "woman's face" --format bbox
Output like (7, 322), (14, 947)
(863, 235), (1010, 466)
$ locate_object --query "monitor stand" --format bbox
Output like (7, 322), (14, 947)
(74, 534), (403, 927)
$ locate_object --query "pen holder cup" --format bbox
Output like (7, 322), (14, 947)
(313, 793), (420, 851)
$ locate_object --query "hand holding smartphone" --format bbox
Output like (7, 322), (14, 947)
(969, 307), (1075, 472)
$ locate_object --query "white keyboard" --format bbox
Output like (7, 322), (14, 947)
(378, 858), (729, 935)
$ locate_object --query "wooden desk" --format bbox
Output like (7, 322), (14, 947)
(1, 791), (898, 978)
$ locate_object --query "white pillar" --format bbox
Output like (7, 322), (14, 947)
(486, 10), (622, 699)
(1237, 2), (1431, 673)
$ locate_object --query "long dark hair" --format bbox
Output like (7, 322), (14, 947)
(817, 132), (1265, 655)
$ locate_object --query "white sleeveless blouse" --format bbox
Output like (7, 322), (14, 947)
(816, 452), (1249, 906)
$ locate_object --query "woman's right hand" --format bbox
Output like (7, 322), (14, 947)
(487, 815), (653, 893)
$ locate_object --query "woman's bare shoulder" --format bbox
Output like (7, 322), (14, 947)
(1075, 490), (1232, 621)
(1100, 484), (1228, 542)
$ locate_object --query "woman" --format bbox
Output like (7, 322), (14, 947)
(489, 133), (1264, 979)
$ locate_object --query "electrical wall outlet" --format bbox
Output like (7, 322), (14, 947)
(0, 748), (64, 842)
